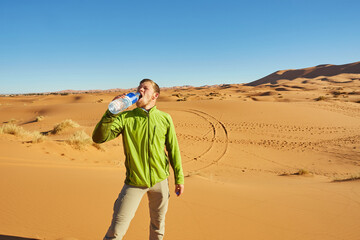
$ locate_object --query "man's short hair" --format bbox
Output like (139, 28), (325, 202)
(140, 79), (160, 95)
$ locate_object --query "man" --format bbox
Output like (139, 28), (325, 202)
(92, 79), (184, 240)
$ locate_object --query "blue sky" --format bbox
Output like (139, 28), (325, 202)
(1, 0), (359, 94)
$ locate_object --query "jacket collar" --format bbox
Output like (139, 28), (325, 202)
(149, 106), (157, 113)
(136, 106), (157, 115)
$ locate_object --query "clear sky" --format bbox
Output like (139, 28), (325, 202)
(1, 0), (359, 94)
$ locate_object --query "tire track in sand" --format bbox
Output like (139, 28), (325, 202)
(181, 109), (229, 173)
(180, 110), (216, 164)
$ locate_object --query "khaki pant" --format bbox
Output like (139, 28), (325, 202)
(104, 179), (170, 240)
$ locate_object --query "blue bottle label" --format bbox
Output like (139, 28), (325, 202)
(127, 92), (140, 104)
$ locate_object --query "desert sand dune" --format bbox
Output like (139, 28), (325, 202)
(246, 61), (360, 86)
(1, 65), (360, 239)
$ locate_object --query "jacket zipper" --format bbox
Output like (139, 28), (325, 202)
(147, 112), (153, 187)
(152, 126), (156, 145)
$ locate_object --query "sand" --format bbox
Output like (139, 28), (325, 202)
(1, 70), (360, 240)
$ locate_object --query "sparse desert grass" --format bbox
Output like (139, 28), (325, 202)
(172, 93), (182, 98)
(51, 119), (80, 134)
(3, 118), (18, 124)
(315, 96), (327, 101)
(66, 130), (104, 150)
(66, 130), (92, 150)
(279, 169), (310, 176)
(0, 123), (25, 136)
(28, 131), (46, 143)
(0, 123), (46, 143)
(297, 169), (309, 175)
(333, 173), (360, 182)
(35, 115), (45, 122)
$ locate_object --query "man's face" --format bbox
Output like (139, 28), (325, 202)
(136, 81), (158, 108)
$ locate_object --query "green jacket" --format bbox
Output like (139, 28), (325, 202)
(92, 106), (184, 187)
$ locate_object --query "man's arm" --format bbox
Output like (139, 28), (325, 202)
(165, 115), (185, 192)
(92, 110), (123, 143)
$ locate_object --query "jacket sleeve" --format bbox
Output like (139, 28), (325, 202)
(165, 115), (184, 185)
(92, 110), (124, 143)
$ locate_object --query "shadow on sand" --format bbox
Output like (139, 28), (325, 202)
(0, 235), (39, 240)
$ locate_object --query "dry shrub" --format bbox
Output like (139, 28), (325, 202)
(279, 169), (310, 176)
(315, 96), (326, 101)
(0, 123), (46, 143)
(333, 173), (360, 182)
(0, 123), (26, 136)
(35, 115), (45, 122)
(66, 130), (104, 150)
(297, 169), (309, 175)
(7, 118), (18, 124)
(66, 130), (92, 149)
(30, 131), (46, 143)
(52, 119), (80, 134)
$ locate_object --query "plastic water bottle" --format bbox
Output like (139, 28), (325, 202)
(108, 92), (141, 114)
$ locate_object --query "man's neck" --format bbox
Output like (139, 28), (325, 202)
(143, 102), (156, 111)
